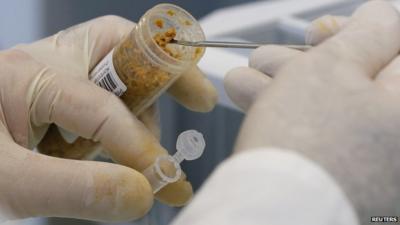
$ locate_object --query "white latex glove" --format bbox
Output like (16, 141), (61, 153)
(0, 15), (217, 222)
(225, 1), (400, 223)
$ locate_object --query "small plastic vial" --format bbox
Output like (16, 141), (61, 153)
(142, 130), (205, 193)
(37, 4), (206, 159)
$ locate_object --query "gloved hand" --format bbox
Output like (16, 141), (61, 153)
(225, 0), (400, 223)
(0, 15), (217, 222)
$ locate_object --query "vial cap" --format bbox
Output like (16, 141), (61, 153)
(176, 130), (205, 161)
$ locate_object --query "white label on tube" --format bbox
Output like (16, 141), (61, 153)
(89, 49), (127, 96)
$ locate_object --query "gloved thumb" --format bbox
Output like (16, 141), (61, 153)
(0, 134), (152, 222)
(29, 69), (169, 172)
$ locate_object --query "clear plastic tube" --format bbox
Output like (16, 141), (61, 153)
(143, 130), (205, 193)
(142, 155), (182, 193)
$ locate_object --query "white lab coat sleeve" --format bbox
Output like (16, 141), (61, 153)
(171, 148), (359, 225)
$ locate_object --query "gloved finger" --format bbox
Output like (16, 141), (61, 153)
(167, 66), (218, 112)
(30, 72), (193, 205)
(30, 73), (165, 170)
(134, 102), (194, 206)
(0, 137), (152, 222)
(135, 104), (194, 206)
(306, 15), (348, 45)
(99, 104), (160, 160)
(155, 173), (193, 207)
(224, 67), (272, 112)
(137, 104), (161, 141)
(297, 0), (400, 80)
(249, 45), (302, 77)
(16, 15), (135, 77)
(248, 16), (347, 77)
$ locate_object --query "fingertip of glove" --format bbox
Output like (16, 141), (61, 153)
(170, 69), (218, 113)
(90, 166), (154, 221)
(193, 80), (218, 113)
(249, 45), (301, 74)
(118, 170), (154, 219)
(155, 180), (193, 207)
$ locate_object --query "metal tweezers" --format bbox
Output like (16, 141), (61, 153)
(171, 39), (311, 51)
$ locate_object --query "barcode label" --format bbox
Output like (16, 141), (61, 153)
(98, 72), (118, 93)
(89, 49), (127, 96)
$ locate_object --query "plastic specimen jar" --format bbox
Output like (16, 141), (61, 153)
(91, 3), (206, 114)
(37, 4), (206, 159)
